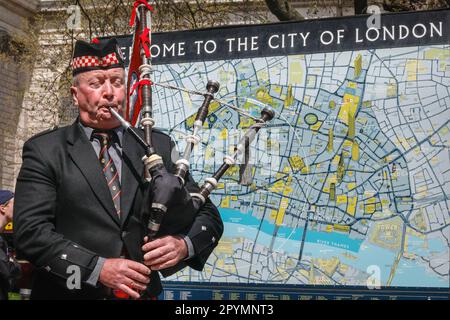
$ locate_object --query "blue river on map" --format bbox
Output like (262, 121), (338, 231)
(219, 208), (363, 252)
(218, 208), (448, 287)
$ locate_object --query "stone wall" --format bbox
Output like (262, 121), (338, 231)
(0, 0), (39, 190)
(0, 60), (24, 190)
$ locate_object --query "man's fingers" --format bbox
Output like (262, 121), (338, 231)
(126, 278), (147, 292)
(124, 268), (150, 285)
(126, 260), (151, 275)
(142, 238), (162, 252)
(150, 257), (178, 271)
(117, 283), (141, 300)
(143, 245), (170, 262)
(145, 251), (173, 267)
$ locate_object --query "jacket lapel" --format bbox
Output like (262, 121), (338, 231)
(66, 122), (121, 226)
(120, 129), (145, 225)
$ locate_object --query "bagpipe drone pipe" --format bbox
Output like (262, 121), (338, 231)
(111, 1), (275, 276)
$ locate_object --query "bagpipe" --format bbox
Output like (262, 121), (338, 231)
(111, 0), (275, 245)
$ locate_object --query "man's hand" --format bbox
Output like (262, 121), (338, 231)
(99, 258), (151, 299)
(142, 235), (188, 270)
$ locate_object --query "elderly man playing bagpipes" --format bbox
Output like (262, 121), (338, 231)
(12, 33), (225, 299)
(13, 1), (274, 300)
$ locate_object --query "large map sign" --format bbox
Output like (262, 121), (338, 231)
(116, 9), (449, 299)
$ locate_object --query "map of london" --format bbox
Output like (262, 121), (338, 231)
(149, 45), (449, 289)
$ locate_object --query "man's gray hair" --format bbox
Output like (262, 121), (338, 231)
(72, 74), (80, 87)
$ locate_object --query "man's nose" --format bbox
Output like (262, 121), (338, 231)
(102, 81), (114, 99)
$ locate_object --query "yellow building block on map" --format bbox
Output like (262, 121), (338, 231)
(338, 93), (359, 125)
(431, 156), (439, 165)
(365, 204), (376, 214)
(225, 165), (239, 177)
(288, 59), (304, 85)
(347, 182), (356, 190)
(406, 59), (428, 81)
(329, 100), (336, 109)
(274, 86), (282, 94)
(406, 60), (418, 81)
(333, 224), (350, 233)
(289, 155), (305, 171)
(310, 121), (322, 131)
(332, 155), (340, 166)
(387, 83), (397, 97)
(352, 141), (360, 161)
(337, 195), (347, 205)
(366, 197), (376, 204)
(270, 209), (278, 220)
(221, 196), (230, 208)
(275, 172), (284, 179)
(283, 186), (293, 196)
(416, 185), (428, 193)
(257, 69), (269, 82)
(301, 166), (310, 174)
(239, 117), (256, 128)
(286, 176), (292, 185)
(219, 128), (228, 140)
(276, 198), (289, 226)
(357, 117), (368, 126)
(424, 48), (450, 60)
(348, 82), (358, 89)
(347, 197), (357, 216)
(256, 88), (273, 104)
(216, 241), (233, 255)
(328, 174), (337, 184)
(303, 95), (311, 105)
(231, 196), (238, 201)
(242, 101), (256, 110)
(269, 180), (285, 193)
(186, 114), (195, 128)
(205, 146), (214, 161)
(216, 183), (224, 190)
(343, 139), (353, 148)
(325, 225), (333, 233)
(284, 85), (294, 107)
(354, 54), (362, 77)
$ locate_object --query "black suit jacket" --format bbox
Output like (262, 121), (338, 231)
(13, 121), (223, 300)
(0, 235), (21, 300)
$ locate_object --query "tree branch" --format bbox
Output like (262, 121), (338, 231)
(264, 0), (305, 21)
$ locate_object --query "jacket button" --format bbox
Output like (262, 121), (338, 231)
(121, 231), (128, 239)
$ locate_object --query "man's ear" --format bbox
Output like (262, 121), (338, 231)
(0, 205), (5, 215)
(70, 86), (79, 106)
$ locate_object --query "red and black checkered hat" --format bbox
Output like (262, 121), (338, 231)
(72, 38), (125, 76)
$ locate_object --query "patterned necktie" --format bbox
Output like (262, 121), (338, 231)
(92, 131), (121, 216)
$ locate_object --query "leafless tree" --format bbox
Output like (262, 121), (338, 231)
(264, 0), (305, 20)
